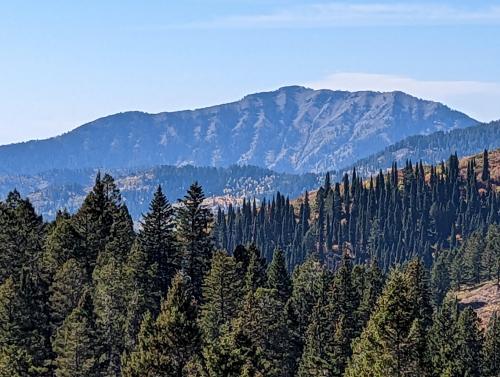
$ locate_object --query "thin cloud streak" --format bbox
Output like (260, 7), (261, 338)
(306, 72), (500, 122)
(182, 2), (500, 29)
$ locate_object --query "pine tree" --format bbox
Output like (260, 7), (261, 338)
(0, 344), (35, 377)
(266, 248), (291, 302)
(482, 224), (500, 285)
(244, 245), (267, 294)
(455, 307), (483, 377)
(298, 253), (357, 377)
(482, 312), (500, 377)
(200, 251), (244, 342)
(213, 288), (292, 377)
(345, 268), (426, 377)
(122, 272), (201, 376)
(73, 173), (122, 277)
(49, 258), (87, 330)
(288, 256), (326, 344)
(52, 289), (100, 377)
(138, 185), (179, 297)
(428, 297), (469, 376)
(176, 182), (214, 300)
(430, 251), (451, 307)
(122, 240), (159, 352)
(482, 149), (490, 182)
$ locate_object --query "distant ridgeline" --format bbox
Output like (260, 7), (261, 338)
(214, 150), (499, 272)
(1, 121), (498, 222)
(0, 164), (322, 221)
(348, 120), (500, 177)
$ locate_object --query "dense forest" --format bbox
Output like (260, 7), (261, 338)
(0, 151), (498, 376)
(349, 120), (500, 177)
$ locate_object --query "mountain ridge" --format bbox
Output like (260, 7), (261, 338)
(0, 86), (477, 174)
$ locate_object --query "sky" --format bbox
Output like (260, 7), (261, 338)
(1, 0), (500, 144)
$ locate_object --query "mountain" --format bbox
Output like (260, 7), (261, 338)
(345, 120), (500, 177)
(0, 86), (477, 174)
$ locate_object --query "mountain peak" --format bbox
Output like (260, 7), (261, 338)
(0, 87), (477, 175)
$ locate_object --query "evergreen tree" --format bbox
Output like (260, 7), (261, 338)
(176, 182), (214, 300)
(138, 185), (179, 297)
(428, 297), (460, 377)
(483, 312), (500, 377)
(244, 245), (267, 294)
(482, 149), (490, 182)
(122, 240), (158, 352)
(345, 268), (427, 377)
(455, 307), (483, 377)
(266, 248), (291, 302)
(201, 251), (244, 343)
(49, 258), (87, 330)
(52, 289), (100, 377)
(122, 272), (201, 376)
(210, 288), (292, 377)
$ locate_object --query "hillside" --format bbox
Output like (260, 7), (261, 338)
(0, 86), (477, 175)
(0, 165), (321, 221)
(457, 281), (500, 328)
(346, 120), (500, 177)
(293, 148), (500, 212)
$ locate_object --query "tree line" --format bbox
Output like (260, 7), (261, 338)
(0, 152), (498, 376)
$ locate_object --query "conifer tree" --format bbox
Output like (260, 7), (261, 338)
(288, 256), (326, 344)
(52, 289), (100, 377)
(482, 149), (490, 182)
(0, 344), (35, 376)
(244, 245), (267, 294)
(266, 248), (291, 301)
(455, 307), (483, 377)
(138, 185), (178, 297)
(345, 268), (427, 377)
(122, 272), (201, 376)
(215, 288), (292, 377)
(201, 251), (244, 343)
(122, 240), (159, 352)
(49, 258), (87, 330)
(73, 173), (122, 277)
(483, 312), (500, 377)
(176, 182), (214, 300)
(482, 224), (500, 285)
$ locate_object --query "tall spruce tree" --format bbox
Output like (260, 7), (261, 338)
(266, 248), (291, 302)
(52, 289), (100, 377)
(176, 182), (214, 300)
(139, 185), (179, 297)
(482, 312), (500, 377)
(122, 272), (201, 376)
(200, 251), (244, 343)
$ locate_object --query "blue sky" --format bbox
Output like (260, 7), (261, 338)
(1, 0), (500, 144)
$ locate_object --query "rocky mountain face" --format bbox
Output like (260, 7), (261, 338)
(0, 86), (477, 175)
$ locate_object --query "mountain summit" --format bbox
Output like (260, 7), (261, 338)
(0, 86), (477, 174)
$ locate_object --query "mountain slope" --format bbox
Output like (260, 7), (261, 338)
(0, 165), (321, 221)
(0, 86), (477, 174)
(347, 120), (500, 177)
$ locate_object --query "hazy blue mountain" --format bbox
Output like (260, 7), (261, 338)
(0, 86), (477, 174)
(1, 121), (496, 222)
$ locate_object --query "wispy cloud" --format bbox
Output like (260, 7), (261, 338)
(183, 2), (500, 29)
(306, 72), (500, 122)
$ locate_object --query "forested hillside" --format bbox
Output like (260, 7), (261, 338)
(346, 120), (500, 177)
(0, 152), (498, 376)
(0, 165), (321, 221)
